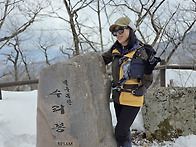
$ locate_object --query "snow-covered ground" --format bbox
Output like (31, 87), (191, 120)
(166, 69), (196, 87)
(0, 69), (196, 147)
(0, 91), (36, 147)
(0, 90), (196, 147)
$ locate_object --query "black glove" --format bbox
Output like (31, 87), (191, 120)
(144, 54), (161, 75)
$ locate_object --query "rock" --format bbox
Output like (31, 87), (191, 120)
(36, 52), (116, 147)
(142, 87), (196, 141)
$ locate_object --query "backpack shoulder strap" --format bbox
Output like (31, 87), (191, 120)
(132, 45), (144, 59)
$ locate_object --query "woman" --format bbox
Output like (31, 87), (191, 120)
(102, 17), (155, 147)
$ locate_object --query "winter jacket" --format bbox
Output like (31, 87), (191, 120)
(102, 42), (153, 107)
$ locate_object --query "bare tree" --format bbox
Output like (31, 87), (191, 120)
(19, 46), (31, 80)
(0, 0), (49, 49)
(87, 0), (113, 53)
(37, 32), (57, 66)
(3, 37), (21, 82)
(2, 35), (33, 81)
(59, 45), (72, 59)
(1, 0), (194, 89)
(45, 0), (95, 56)
(63, 0), (94, 55)
(108, 0), (196, 87)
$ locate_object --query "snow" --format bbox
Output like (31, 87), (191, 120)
(166, 69), (196, 87)
(0, 91), (36, 147)
(0, 90), (196, 147)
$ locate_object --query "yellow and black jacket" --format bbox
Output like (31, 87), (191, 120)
(102, 42), (153, 107)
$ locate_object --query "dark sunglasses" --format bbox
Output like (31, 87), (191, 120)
(112, 27), (128, 36)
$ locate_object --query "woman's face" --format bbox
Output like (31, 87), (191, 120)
(114, 26), (130, 45)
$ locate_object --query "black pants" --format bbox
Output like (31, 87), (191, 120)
(114, 102), (140, 143)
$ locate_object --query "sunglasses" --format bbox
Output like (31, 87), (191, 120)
(112, 27), (128, 36)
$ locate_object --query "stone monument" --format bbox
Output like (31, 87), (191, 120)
(36, 52), (116, 147)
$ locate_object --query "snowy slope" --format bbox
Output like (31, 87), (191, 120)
(0, 90), (196, 147)
(0, 91), (37, 147)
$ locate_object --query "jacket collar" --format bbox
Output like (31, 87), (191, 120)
(117, 41), (141, 56)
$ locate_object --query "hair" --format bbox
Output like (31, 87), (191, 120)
(127, 27), (137, 49)
(111, 27), (137, 50)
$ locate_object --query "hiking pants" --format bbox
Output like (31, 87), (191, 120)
(114, 102), (140, 144)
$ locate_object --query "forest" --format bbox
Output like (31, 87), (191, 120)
(0, 0), (195, 89)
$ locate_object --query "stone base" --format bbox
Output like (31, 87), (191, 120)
(142, 87), (196, 141)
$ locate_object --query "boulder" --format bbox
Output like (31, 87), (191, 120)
(142, 87), (196, 141)
(36, 52), (116, 147)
